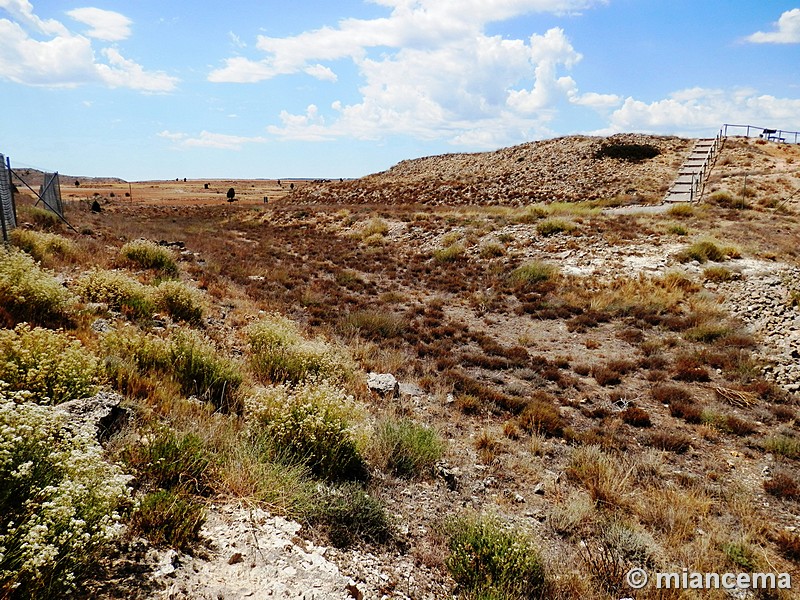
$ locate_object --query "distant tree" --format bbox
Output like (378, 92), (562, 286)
(227, 187), (236, 202)
(75, 180), (80, 187)
(290, 183), (294, 190)
(204, 183), (209, 190)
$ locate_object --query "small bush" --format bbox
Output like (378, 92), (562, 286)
(621, 406), (652, 427)
(0, 392), (130, 599)
(252, 380), (368, 482)
(433, 243), (466, 263)
(119, 239), (178, 276)
(102, 327), (242, 412)
(774, 530), (800, 561)
(677, 239), (738, 264)
(537, 218), (576, 237)
(0, 247), (74, 326)
(152, 279), (205, 324)
(371, 418), (445, 479)
(517, 395), (565, 437)
(764, 470), (800, 500)
(169, 330), (243, 413)
(566, 445), (629, 508)
(703, 266), (735, 282)
(10, 229), (77, 264)
(479, 241), (505, 258)
(648, 431), (692, 453)
(339, 310), (406, 340)
(248, 314), (353, 384)
(129, 489), (204, 551)
(124, 429), (212, 495)
(75, 268), (154, 319)
(670, 401), (703, 424)
(509, 261), (558, 287)
(312, 483), (393, 548)
(667, 204), (694, 218)
(353, 218), (389, 241)
(0, 324), (98, 404)
(23, 205), (61, 229)
(764, 435), (800, 459)
(446, 513), (546, 600)
(667, 223), (689, 235)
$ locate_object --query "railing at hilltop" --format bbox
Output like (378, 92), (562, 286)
(722, 123), (800, 144)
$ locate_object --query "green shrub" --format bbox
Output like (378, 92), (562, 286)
(311, 483), (393, 548)
(0, 247), (74, 326)
(21, 205), (61, 230)
(594, 143), (660, 162)
(252, 380), (368, 482)
(433, 243), (466, 263)
(129, 489), (204, 551)
(248, 314), (353, 384)
(0, 324), (98, 404)
(0, 391), (130, 599)
(509, 261), (558, 287)
(764, 435), (800, 459)
(124, 429), (212, 495)
(101, 327), (242, 412)
(677, 239), (738, 264)
(479, 241), (505, 259)
(10, 229), (77, 264)
(536, 218), (576, 237)
(667, 223), (689, 236)
(446, 513), (546, 600)
(119, 239), (178, 276)
(371, 418), (445, 479)
(152, 280), (205, 324)
(74, 268), (154, 319)
(168, 330), (243, 413)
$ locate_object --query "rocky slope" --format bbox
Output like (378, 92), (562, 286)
(293, 134), (692, 206)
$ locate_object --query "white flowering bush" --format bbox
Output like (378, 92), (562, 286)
(247, 314), (354, 384)
(118, 239), (178, 277)
(9, 229), (78, 265)
(0, 324), (98, 405)
(152, 279), (206, 324)
(0, 247), (74, 326)
(252, 380), (368, 482)
(0, 388), (130, 599)
(74, 268), (154, 319)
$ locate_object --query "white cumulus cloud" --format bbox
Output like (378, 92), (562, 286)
(66, 7), (132, 42)
(746, 9), (800, 44)
(159, 130), (268, 150)
(213, 0), (611, 147)
(0, 1), (178, 91)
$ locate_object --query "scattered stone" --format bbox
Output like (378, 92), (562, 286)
(367, 372), (399, 397)
(55, 391), (128, 443)
(91, 318), (113, 333)
(398, 382), (424, 397)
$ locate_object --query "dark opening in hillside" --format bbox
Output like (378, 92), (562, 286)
(594, 143), (661, 162)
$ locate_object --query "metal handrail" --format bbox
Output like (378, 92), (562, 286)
(723, 123), (800, 144)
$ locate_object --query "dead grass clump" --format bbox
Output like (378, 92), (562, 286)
(764, 470), (800, 500)
(620, 406), (651, 428)
(774, 530), (800, 561)
(703, 265), (735, 282)
(566, 445), (630, 509)
(667, 203), (694, 218)
(676, 239), (740, 264)
(591, 360), (634, 387)
(672, 354), (711, 382)
(647, 431), (692, 453)
(433, 242), (466, 263)
(339, 310), (406, 341)
(537, 218), (576, 237)
(516, 393), (564, 437)
(670, 401), (704, 424)
(446, 370), (524, 414)
(119, 239), (178, 276)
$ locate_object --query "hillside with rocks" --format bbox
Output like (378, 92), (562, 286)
(294, 134), (692, 205)
(3, 134), (800, 600)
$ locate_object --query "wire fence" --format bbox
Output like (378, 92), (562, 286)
(0, 154), (16, 242)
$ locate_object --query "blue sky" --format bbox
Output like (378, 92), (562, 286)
(1, 0), (798, 180)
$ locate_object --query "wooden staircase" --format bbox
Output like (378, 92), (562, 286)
(664, 136), (722, 203)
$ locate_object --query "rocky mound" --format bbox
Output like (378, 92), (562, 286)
(293, 134), (692, 206)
